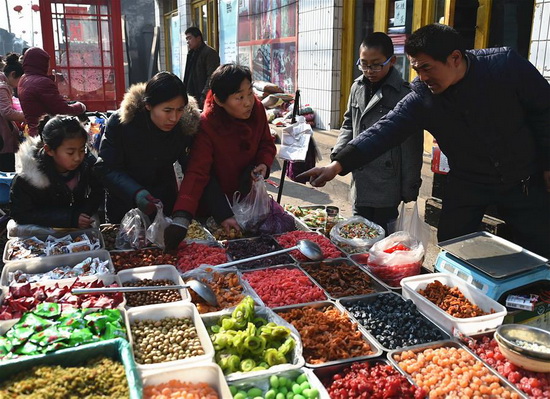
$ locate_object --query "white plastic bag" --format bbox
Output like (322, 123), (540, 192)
(146, 202), (171, 249)
(367, 231), (425, 287)
(278, 115), (313, 161)
(115, 208), (150, 249)
(232, 176), (271, 232)
(390, 202), (431, 250)
(329, 216), (385, 254)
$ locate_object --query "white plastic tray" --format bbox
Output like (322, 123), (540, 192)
(116, 265), (190, 307)
(400, 273), (507, 336)
(140, 363), (231, 398)
(0, 250), (114, 286)
(126, 302), (214, 371)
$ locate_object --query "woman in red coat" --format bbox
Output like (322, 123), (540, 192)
(164, 64), (276, 250)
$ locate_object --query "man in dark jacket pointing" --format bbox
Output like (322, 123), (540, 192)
(299, 24), (550, 258)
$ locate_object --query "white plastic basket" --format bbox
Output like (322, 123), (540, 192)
(400, 273), (507, 336)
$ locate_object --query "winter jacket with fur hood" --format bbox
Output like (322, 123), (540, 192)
(94, 83), (202, 223)
(10, 136), (103, 227)
(18, 47), (86, 136)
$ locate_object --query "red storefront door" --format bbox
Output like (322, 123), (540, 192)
(39, 0), (125, 111)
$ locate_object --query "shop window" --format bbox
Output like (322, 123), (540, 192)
(191, 0), (218, 49)
(352, 0), (375, 81)
(233, 0), (298, 93)
(387, 0), (413, 82)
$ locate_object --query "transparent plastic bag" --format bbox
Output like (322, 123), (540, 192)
(146, 202), (171, 249)
(329, 216), (385, 254)
(389, 202), (431, 250)
(232, 176), (271, 233)
(366, 231), (425, 287)
(115, 208), (150, 249)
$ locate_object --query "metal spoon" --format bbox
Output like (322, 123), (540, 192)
(213, 239), (323, 269)
(72, 279), (218, 306)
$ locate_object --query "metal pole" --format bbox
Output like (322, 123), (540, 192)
(276, 89), (300, 204)
(4, 0), (11, 32)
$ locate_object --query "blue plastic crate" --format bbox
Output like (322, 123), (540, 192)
(0, 172), (15, 205)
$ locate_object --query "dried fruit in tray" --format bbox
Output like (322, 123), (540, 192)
(110, 248), (177, 272)
(322, 362), (425, 399)
(184, 270), (247, 313)
(467, 334), (550, 398)
(275, 231), (343, 261)
(7, 234), (101, 260)
(229, 373), (320, 399)
(225, 235), (293, 270)
(301, 261), (376, 298)
(394, 346), (521, 398)
(144, 381), (219, 399)
(418, 280), (494, 318)
(284, 205), (327, 229)
(344, 294), (446, 350)
(0, 305), (126, 360)
(176, 242), (227, 273)
(0, 356), (129, 397)
(279, 306), (373, 364)
(243, 267), (326, 308)
(185, 220), (210, 240)
(206, 217), (244, 240)
(0, 278), (124, 320)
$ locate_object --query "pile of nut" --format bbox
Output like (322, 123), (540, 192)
(100, 224), (119, 250)
(123, 278), (181, 307)
(131, 317), (204, 364)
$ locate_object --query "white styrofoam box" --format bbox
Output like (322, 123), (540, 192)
(126, 302), (214, 370)
(140, 363), (231, 397)
(116, 265), (190, 306)
(400, 273), (507, 336)
(1, 250), (114, 286)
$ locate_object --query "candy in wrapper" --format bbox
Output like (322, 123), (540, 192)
(29, 326), (72, 346)
(43, 341), (70, 353)
(69, 327), (97, 345)
(57, 313), (87, 330)
(32, 302), (61, 318)
(103, 322), (126, 340)
(16, 313), (53, 332)
(14, 340), (40, 355)
(84, 312), (110, 334)
(0, 336), (11, 356)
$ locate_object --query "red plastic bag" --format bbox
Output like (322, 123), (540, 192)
(366, 232), (425, 287)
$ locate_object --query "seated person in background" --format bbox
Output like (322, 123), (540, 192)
(18, 47), (86, 136)
(94, 71), (227, 224)
(0, 53), (25, 171)
(164, 64), (277, 250)
(10, 115), (102, 228)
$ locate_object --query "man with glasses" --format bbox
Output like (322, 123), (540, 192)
(299, 24), (550, 258)
(331, 32), (423, 234)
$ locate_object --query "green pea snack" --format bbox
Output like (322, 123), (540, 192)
(229, 373), (320, 399)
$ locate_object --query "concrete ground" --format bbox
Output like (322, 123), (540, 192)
(267, 127), (440, 270)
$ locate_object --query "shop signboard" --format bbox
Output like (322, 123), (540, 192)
(219, 0), (238, 63)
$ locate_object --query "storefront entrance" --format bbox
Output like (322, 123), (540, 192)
(39, 0), (125, 111)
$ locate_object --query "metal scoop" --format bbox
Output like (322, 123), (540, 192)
(72, 279), (218, 306)
(214, 239), (323, 269)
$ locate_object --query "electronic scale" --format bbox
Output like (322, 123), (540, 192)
(434, 231), (549, 301)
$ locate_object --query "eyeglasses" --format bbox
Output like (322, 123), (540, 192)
(356, 56), (393, 72)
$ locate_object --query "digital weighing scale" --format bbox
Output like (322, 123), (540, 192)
(434, 231), (549, 301)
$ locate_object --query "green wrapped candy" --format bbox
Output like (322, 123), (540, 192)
(103, 321), (126, 340)
(17, 313), (53, 332)
(33, 302), (61, 318)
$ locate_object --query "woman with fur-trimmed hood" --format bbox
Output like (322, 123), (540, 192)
(94, 72), (214, 223)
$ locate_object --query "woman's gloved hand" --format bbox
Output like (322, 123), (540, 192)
(135, 189), (160, 215)
(164, 216), (190, 252)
